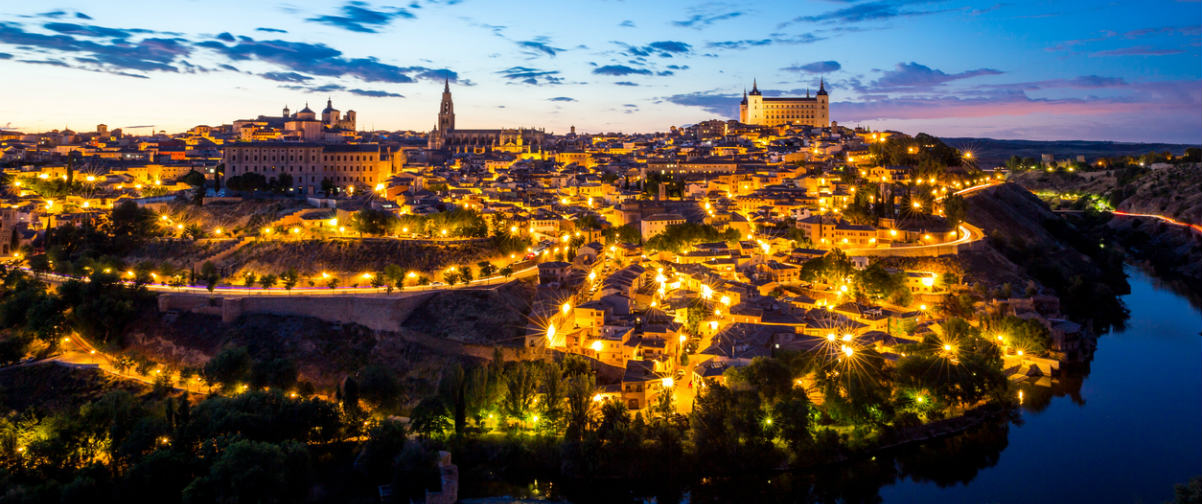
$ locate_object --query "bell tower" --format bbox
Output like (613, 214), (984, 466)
(438, 80), (455, 132)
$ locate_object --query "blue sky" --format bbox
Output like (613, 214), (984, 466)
(0, 0), (1198, 143)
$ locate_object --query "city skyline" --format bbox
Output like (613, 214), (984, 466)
(0, 0), (1199, 143)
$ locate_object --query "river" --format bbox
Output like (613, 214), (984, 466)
(879, 266), (1202, 503)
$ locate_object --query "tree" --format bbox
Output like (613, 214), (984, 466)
(107, 200), (159, 249)
(855, 262), (905, 302)
(477, 261), (497, 278)
(342, 377), (361, 415)
(457, 264), (474, 283)
(350, 209), (398, 236)
(56, 273), (145, 345)
(183, 439), (311, 504)
(225, 173), (268, 192)
(383, 264), (404, 292)
(0, 333), (32, 365)
(499, 265), (514, 278)
(503, 362), (539, 422)
(644, 222), (740, 253)
(539, 361), (566, 430)
(204, 346), (253, 391)
(280, 268), (300, 292)
(602, 223), (641, 245)
(258, 274), (277, 289)
(563, 369), (596, 441)
(251, 358), (298, 391)
(274, 173), (294, 192)
(944, 194), (967, 228)
(438, 364), (468, 436)
(409, 397), (451, 439)
(990, 315), (1053, 355)
(772, 388), (812, 456)
(243, 272), (257, 287)
(320, 177), (336, 198)
(181, 169), (206, 206)
(357, 365), (402, 414)
(201, 261), (219, 293)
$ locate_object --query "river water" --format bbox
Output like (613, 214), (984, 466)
(880, 266), (1202, 503)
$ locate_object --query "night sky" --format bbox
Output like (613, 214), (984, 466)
(0, 0), (1198, 143)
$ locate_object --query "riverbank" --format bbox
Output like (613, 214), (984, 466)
(879, 266), (1202, 503)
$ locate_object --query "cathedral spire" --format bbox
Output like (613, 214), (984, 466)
(443, 78), (450, 93)
(817, 77), (828, 96)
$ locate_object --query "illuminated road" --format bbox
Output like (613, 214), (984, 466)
(841, 180), (1001, 256)
(842, 224), (980, 256)
(952, 180), (1003, 197)
(31, 262), (539, 297)
(53, 335), (214, 395)
(1111, 210), (1202, 235)
(1021, 184), (1202, 236)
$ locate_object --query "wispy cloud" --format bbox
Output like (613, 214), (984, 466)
(867, 62), (1002, 92)
(261, 71), (312, 82)
(782, 60), (841, 73)
(615, 40), (693, 58)
(1045, 24), (1200, 53)
(977, 75), (1127, 90)
(593, 64), (654, 76)
(497, 65), (562, 85)
(517, 36), (564, 57)
(673, 10), (742, 29)
(548, 96), (575, 102)
(348, 88), (403, 97)
(198, 35), (457, 84)
(778, 1), (949, 28)
(1090, 45), (1184, 56)
(307, 1), (414, 33)
(0, 21), (190, 75)
(660, 90), (740, 116)
(281, 82), (403, 97)
(706, 32), (823, 50)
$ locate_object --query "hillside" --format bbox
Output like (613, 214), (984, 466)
(400, 280), (536, 345)
(1012, 166), (1202, 301)
(956, 183), (1129, 329)
(218, 238), (501, 278)
(938, 137), (1198, 168)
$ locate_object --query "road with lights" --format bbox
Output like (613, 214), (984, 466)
(1111, 209), (1202, 235)
(29, 262), (540, 297)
